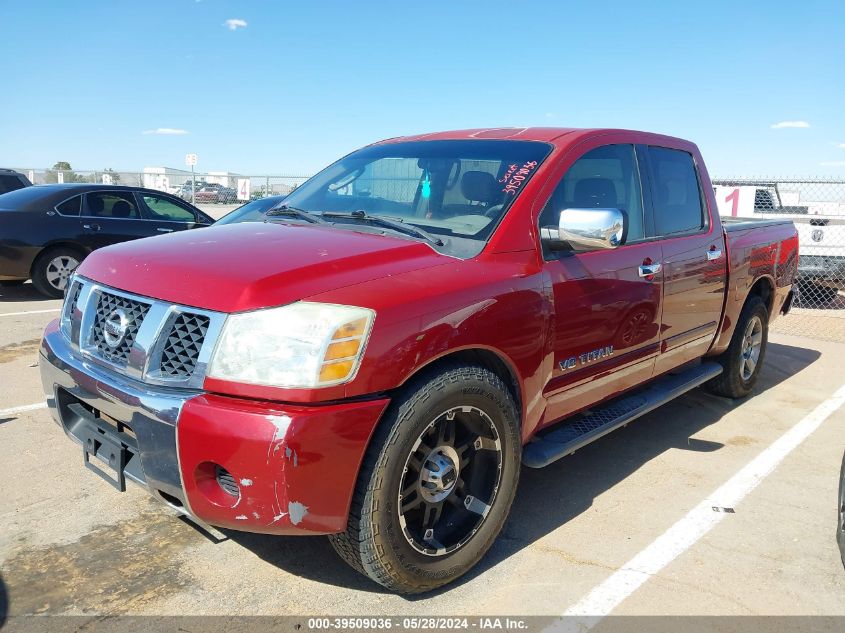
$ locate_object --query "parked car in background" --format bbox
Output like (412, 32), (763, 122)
(714, 182), (839, 304)
(713, 182), (809, 217)
(194, 183), (237, 204)
(174, 181), (208, 201)
(0, 184), (213, 297)
(217, 186), (238, 203)
(40, 128), (798, 593)
(0, 168), (33, 194)
(215, 194), (286, 225)
(790, 218), (845, 305)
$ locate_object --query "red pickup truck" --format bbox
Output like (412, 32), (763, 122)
(40, 128), (798, 593)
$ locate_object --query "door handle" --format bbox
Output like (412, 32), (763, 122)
(707, 248), (723, 261)
(638, 262), (662, 278)
(83, 223), (101, 231)
(156, 228), (174, 233)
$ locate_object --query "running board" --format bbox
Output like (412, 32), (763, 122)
(522, 362), (723, 469)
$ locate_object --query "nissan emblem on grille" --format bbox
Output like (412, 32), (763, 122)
(90, 291), (151, 364)
(103, 308), (129, 348)
(69, 280), (220, 384)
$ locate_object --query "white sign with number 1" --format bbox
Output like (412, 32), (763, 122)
(713, 185), (754, 218)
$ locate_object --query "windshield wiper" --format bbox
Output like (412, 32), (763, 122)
(265, 205), (327, 225)
(322, 210), (444, 246)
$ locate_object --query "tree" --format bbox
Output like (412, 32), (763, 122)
(44, 161), (85, 184)
(93, 168), (121, 185)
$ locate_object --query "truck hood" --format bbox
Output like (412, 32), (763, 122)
(77, 222), (449, 313)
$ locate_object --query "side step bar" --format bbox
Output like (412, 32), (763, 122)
(522, 362), (723, 468)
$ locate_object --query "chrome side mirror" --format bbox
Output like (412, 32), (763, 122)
(541, 208), (625, 252)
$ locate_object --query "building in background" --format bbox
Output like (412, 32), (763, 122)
(142, 166), (195, 193)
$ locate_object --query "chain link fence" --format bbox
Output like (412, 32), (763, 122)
(713, 178), (845, 342)
(9, 168), (845, 341)
(14, 167), (311, 208)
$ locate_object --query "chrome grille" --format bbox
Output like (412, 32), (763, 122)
(159, 313), (210, 378)
(90, 292), (151, 364)
(66, 277), (225, 388)
(66, 281), (82, 316)
(61, 280), (83, 339)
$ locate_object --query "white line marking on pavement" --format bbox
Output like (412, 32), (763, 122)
(0, 402), (47, 416)
(0, 308), (61, 318)
(556, 382), (845, 627)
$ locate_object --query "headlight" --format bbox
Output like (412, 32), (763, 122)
(207, 302), (375, 388)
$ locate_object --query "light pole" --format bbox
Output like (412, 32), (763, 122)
(185, 154), (198, 204)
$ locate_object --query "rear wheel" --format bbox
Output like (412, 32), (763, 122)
(329, 363), (521, 594)
(32, 248), (82, 298)
(706, 295), (768, 398)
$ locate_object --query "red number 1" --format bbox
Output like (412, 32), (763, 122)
(725, 188), (739, 217)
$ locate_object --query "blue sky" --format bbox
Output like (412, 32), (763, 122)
(2, 0), (844, 177)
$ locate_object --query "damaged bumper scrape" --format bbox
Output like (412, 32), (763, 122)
(39, 319), (390, 535)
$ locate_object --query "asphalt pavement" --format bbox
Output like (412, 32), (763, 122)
(0, 282), (843, 619)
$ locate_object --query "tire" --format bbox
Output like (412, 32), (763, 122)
(329, 363), (521, 594)
(706, 295), (768, 398)
(31, 247), (83, 299)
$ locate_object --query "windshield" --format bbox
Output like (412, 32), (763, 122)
(216, 195), (287, 225)
(277, 139), (552, 257)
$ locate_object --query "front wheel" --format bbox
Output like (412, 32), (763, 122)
(706, 295), (768, 398)
(329, 363), (521, 594)
(31, 248), (82, 298)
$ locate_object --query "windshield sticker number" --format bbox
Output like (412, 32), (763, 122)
(502, 161), (538, 195)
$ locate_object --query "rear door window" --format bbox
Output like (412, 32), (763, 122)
(647, 147), (706, 236)
(55, 195), (82, 216)
(82, 192), (141, 218)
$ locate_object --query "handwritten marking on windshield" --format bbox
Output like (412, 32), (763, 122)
(502, 160), (538, 195)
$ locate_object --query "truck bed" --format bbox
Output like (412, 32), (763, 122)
(721, 216), (796, 232)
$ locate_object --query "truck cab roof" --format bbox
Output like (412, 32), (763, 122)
(379, 127), (698, 150)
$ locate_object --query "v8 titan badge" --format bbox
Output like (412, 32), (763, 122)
(559, 345), (614, 371)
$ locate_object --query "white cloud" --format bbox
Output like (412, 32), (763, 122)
(225, 18), (247, 30)
(770, 120), (810, 129)
(837, 143), (845, 149)
(142, 128), (189, 136)
(820, 161), (845, 167)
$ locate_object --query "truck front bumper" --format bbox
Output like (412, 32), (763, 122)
(39, 320), (390, 535)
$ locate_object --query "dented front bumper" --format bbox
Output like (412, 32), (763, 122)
(39, 319), (390, 535)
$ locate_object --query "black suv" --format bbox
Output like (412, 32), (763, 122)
(0, 168), (33, 194)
